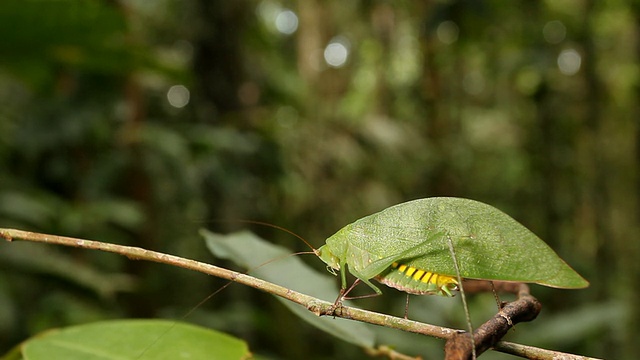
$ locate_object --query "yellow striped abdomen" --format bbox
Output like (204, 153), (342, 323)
(375, 262), (459, 297)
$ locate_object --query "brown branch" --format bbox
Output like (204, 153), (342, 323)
(1, 228), (600, 360)
(445, 282), (541, 359)
(0, 228), (457, 339)
(494, 341), (602, 360)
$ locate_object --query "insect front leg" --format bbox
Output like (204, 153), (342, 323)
(335, 278), (361, 306)
(338, 266), (383, 301)
(340, 260), (348, 291)
(330, 266), (383, 312)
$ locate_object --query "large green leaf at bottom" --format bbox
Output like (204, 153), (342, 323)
(19, 319), (250, 360)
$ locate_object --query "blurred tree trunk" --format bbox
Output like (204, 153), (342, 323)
(193, 0), (250, 121)
(191, 2), (309, 358)
(297, 0), (322, 88)
(628, 4), (640, 358)
(418, 3), (461, 197)
(576, 1), (637, 357)
(577, 0), (610, 299)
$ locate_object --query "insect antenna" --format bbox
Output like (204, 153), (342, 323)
(136, 220), (316, 358)
(135, 282), (234, 359)
(231, 219), (319, 254)
(199, 219), (320, 255)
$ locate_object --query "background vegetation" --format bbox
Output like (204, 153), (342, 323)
(0, 0), (637, 359)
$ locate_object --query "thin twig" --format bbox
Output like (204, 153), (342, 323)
(494, 341), (600, 360)
(1, 228), (602, 360)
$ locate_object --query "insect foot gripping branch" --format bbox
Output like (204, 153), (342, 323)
(317, 197), (589, 299)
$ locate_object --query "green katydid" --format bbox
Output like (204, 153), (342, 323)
(316, 197), (589, 300)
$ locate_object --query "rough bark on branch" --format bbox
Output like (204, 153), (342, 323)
(445, 282), (541, 359)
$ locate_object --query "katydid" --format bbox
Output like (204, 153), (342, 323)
(316, 197), (589, 301)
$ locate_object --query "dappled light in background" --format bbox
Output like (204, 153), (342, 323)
(324, 36), (350, 68)
(257, 0), (297, 36)
(437, 20), (459, 44)
(0, 0), (638, 359)
(543, 20), (567, 44)
(275, 9), (298, 35)
(557, 48), (582, 75)
(167, 85), (190, 108)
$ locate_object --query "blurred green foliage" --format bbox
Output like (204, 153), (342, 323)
(0, 0), (637, 359)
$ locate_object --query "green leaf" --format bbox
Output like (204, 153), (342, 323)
(19, 319), (250, 360)
(201, 229), (376, 349)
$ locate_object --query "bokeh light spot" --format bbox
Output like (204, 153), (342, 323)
(324, 37), (350, 68)
(437, 21), (459, 45)
(167, 85), (190, 108)
(543, 20), (566, 44)
(558, 49), (581, 76)
(275, 10), (298, 35)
